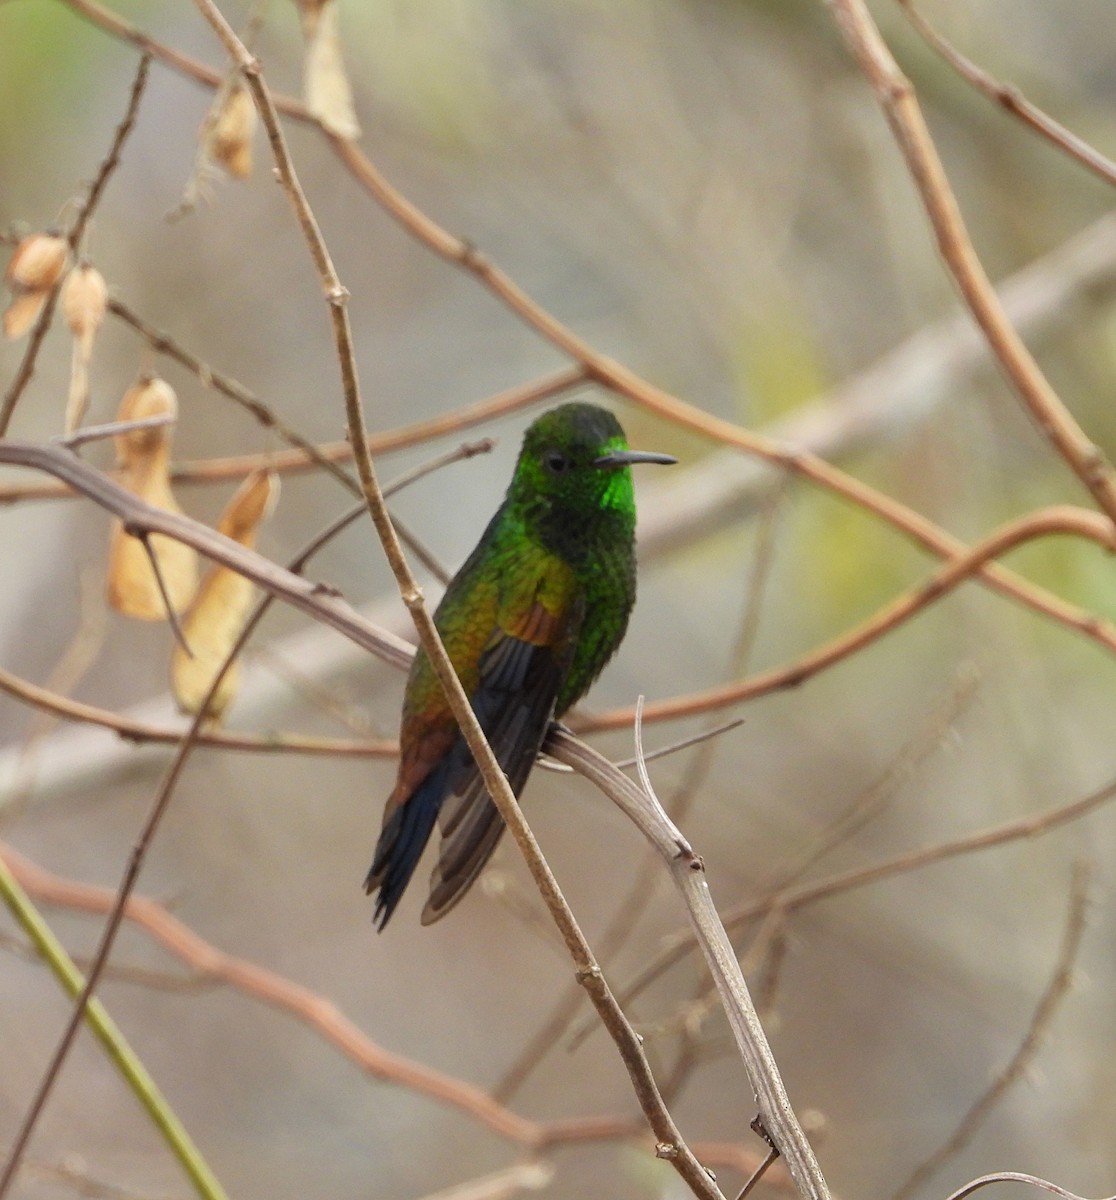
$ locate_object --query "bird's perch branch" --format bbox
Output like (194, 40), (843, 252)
(547, 725), (830, 1200)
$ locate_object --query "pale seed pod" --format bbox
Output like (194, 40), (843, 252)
(3, 291), (47, 339)
(61, 262), (108, 342)
(172, 470), (280, 721)
(208, 84), (257, 180)
(114, 375), (179, 458)
(107, 376), (199, 620)
(300, 0), (361, 140)
(62, 263), (109, 433)
(6, 232), (70, 292)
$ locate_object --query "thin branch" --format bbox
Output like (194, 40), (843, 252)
(547, 719), (830, 1200)
(413, 1162), (554, 1200)
(105, 295), (363, 499)
(0, 852), (228, 1200)
(0, 658), (230, 1195)
(892, 863), (1091, 1200)
(137, 531), (192, 656)
(616, 770), (1116, 1017)
(0, 441), (493, 786)
(736, 1145), (781, 1200)
(0, 839), (539, 1144)
(585, 504), (1116, 730)
(0, 54), (150, 436)
(55, 412), (176, 449)
(0, 439), (415, 667)
(822, 0), (1116, 524)
(0, 354), (583, 501)
(897, 0), (1116, 189)
(945, 1174), (1116, 1200)
(0, 661), (397, 755)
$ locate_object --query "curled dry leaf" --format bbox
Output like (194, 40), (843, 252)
(3, 232), (71, 339)
(208, 83), (257, 180)
(61, 262), (109, 434)
(107, 377), (199, 620)
(172, 470), (280, 721)
(299, 0), (361, 141)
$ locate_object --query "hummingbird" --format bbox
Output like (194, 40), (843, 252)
(365, 402), (676, 929)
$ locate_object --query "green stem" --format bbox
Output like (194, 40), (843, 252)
(0, 854), (231, 1200)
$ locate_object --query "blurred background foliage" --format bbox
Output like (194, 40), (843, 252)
(3, 1), (1116, 1199)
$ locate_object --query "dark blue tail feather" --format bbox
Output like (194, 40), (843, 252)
(366, 758), (453, 930)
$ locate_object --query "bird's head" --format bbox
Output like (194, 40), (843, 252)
(508, 402), (676, 531)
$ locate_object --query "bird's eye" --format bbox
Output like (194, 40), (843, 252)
(543, 449), (570, 475)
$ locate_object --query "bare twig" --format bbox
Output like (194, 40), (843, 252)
(55, 412), (176, 449)
(105, 295), (364, 498)
(0, 852), (228, 1200)
(547, 715), (830, 1200)
(0, 839), (540, 1144)
(897, 0), (1116, 189)
(1, 840), (771, 1178)
(891, 863), (1091, 1200)
(736, 1144), (781, 1200)
(0, 439), (415, 666)
(615, 772), (1116, 1016)
(413, 1161), (554, 1200)
(0, 54), (150, 436)
(0, 661), (397, 756)
(823, 0), (1116, 523)
(137, 532), (193, 656)
(586, 504), (1116, 730)
(945, 1173), (1115, 1200)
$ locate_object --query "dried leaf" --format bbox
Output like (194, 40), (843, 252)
(301, 0), (361, 141)
(208, 83), (257, 180)
(172, 470), (280, 720)
(107, 377), (199, 620)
